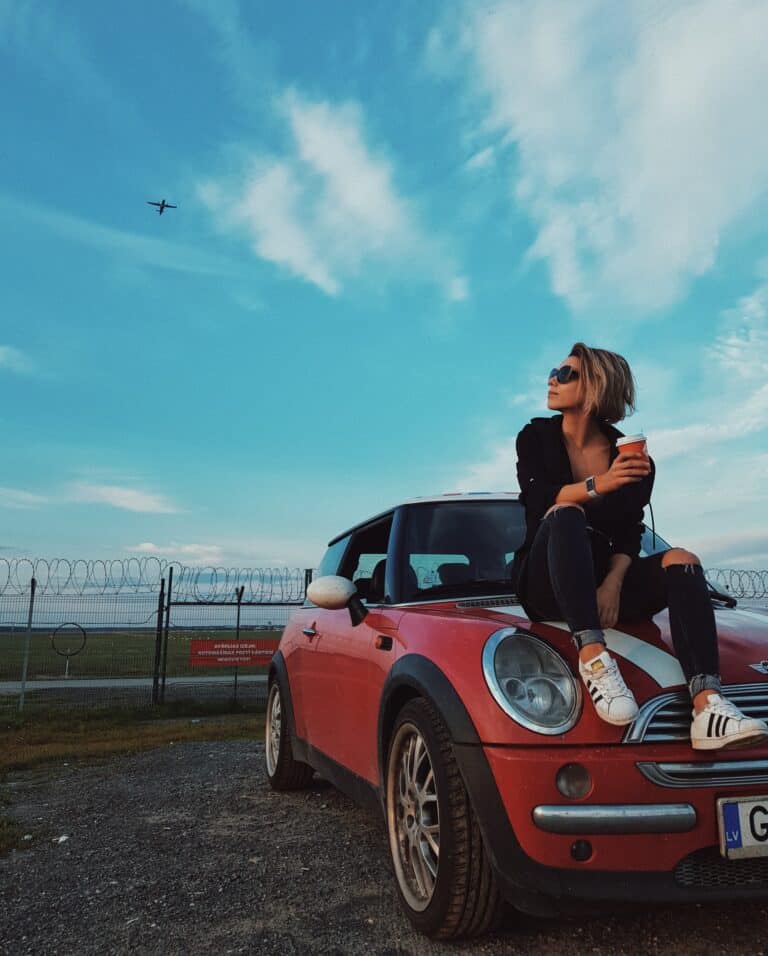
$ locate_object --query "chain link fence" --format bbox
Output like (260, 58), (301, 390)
(0, 560), (310, 715)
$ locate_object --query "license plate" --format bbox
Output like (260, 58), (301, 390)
(717, 795), (768, 859)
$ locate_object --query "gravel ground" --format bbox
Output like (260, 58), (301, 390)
(1, 740), (768, 956)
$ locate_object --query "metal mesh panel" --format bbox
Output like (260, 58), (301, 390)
(0, 568), (306, 714)
(675, 847), (768, 888)
(0, 591), (161, 714)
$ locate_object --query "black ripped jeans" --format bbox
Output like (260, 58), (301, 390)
(519, 506), (720, 697)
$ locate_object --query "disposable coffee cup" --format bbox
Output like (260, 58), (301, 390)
(616, 434), (647, 456)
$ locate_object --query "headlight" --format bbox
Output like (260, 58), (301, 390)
(482, 628), (581, 734)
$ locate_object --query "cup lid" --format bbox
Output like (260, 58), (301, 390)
(616, 434), (646, 445)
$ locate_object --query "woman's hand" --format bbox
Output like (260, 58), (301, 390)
(596, 451), (651, 495)
(596, 577), (622, 629)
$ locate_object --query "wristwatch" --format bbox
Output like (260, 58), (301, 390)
(585, 476), (600, 498)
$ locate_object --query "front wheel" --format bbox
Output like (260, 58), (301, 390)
(385, 697), (501, 939)
(265, 679), (314, 791)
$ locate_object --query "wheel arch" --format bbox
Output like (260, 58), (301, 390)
(268, 650), (298, 741)
(377, 654), (481, 792)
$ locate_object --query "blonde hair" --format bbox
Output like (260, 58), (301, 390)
(569, 342), (636, 424)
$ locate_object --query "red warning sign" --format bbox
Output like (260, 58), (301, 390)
(189, 639), (278, 667)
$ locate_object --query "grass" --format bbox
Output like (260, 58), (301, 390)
(0, 702), (266, 855)
(0, 627), (282, 681)
(0, 701), (266, 774)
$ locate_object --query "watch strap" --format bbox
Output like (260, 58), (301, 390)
(586, 476), (600, 498)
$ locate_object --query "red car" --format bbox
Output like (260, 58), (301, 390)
(265, 493), (768, 939)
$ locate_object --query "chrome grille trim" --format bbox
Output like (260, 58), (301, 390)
(638, 759), (768, 789)
(624, 682), (768, 744)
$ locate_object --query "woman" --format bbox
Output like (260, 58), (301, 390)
(513, 342), (768, 751)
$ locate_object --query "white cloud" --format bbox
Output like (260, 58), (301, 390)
(648, 279), (768, 461)
(648, 386), (768, 461)
(0, 194), (239, 278)
(0, 346), (32, 374)
(129, 541), (224, 565)
(464, 146), (496, 172)
(685, 530), (768, 568)
(707, 279), (768, 379)
(129, 534), (316, 567)
(198, 91), (463, 300)
(452, 0), (768, 311)
(70, 483), (179, 514)
(0, 487), (49, 509)
(0, 0), (120, 109)
(447, 276), (470, 302)
(181, 0), (274, 111)
(453, 435), (520, 492)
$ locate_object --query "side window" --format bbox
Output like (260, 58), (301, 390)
(316, 535), (351, 578)
(338, 516), (394, 602)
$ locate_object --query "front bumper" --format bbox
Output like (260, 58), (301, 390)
(532, 802), (697, 834)
(453, 741), (768, 913)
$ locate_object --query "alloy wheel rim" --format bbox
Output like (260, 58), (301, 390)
(266, 685), (281, 776)
(386, 723), (440, 911)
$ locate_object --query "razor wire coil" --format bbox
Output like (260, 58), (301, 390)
(706, 569), (768, 600)
(0, 558), (307, 602)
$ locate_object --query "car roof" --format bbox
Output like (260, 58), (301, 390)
(328, 492), (521, 545)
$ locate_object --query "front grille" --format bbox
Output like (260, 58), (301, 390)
(625, 682), (768, 744)
(675, 847), (768, 888)
(637, 758), (768, 788)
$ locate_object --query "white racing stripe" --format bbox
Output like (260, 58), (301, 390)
(720, 608), (768, 626)
(483, 605), (685, 688)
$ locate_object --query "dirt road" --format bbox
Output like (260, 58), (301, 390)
(1, 739), (767, 955)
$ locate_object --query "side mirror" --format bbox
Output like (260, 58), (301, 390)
(306, 575), (368, 626)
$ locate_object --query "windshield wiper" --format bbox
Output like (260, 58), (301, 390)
(708, 582), (737, 608)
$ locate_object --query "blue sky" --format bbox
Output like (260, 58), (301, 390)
(1, 0), (768, 570)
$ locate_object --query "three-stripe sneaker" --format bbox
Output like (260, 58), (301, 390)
(690, 694), (768, 751)
(578, 650), (638, 726)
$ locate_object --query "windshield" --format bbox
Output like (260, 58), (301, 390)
(640, 525), (670, 556)
(400, 501), (526, 602)
(398, 505), (676, 603)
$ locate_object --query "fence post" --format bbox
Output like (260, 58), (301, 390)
(232, 584), (245, 706)
(304, 568), (313, 595)
(152, 577), (166, 705)
(18, 576), (37, 713)
(160, 565), (173, 704)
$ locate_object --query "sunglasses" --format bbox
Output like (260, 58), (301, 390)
(548, 364), (579, 385)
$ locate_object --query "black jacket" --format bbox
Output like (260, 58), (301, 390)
(512, 415), (655, 596)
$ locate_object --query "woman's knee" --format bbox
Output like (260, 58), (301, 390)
(661, 547), (701, 568)
(543, 502), (586, 520)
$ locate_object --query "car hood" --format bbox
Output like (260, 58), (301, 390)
(419, 599), (768, 701)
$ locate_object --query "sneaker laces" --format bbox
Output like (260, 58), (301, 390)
(701, 695), (743, 719)
(592, 658), (629, 697)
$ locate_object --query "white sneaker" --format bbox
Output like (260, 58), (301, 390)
(578, 650), (638, 726)
(690, 694), (768, 751)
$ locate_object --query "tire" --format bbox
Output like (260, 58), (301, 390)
(265, 679), (314, 791)
(385, 697), (501, 939)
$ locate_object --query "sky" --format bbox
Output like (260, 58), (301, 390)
(1, 0), (768, 571)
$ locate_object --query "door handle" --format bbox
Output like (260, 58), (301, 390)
(302, 627), (317, 638)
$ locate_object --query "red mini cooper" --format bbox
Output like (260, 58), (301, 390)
(265, 493), (768, 939)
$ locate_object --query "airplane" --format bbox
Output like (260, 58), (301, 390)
(147, 199), (177, 215)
